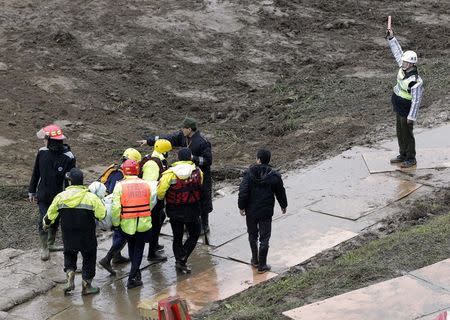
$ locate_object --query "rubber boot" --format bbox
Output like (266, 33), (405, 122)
(257, 247), (271, 274)
(112, 251), (130, 264)
(250, 241), (258, 268)
(63, 270), (75, 294)
(175, 260), (191, 273)
(82, 279), (100, 296)
(40, 233), (50, 261)
(99, 255), (116, 276)
(47, 228), (63, 252)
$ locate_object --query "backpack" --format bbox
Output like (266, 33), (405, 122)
(139, 155), (166, 179)
(98, 164), (121, 184)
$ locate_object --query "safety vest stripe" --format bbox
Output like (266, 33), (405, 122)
(122, 204), (150, 208)
(120, 212), (151, 219)
(122, 208), (151, 213)
(58, 203), (94, 211)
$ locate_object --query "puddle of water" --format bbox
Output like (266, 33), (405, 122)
(138, 257), (277, 314)
(213, 209), (358, 273)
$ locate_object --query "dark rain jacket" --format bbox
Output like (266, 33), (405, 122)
(147, 130), (213, 214)
(238, 164), (288, 220)
(44, 185), (106, 252)
(29, 141), (76, 204)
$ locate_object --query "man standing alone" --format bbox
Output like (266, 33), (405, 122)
(386, 28), (424, 168)
(238, 149), (287, 273)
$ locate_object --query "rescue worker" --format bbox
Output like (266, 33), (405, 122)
(386, 28), (424, 168)
(238, 149), (287, 273)
(111, 159), (157, 289)
(138, 116), (213, 235)
(43, 168), (106, 295)
(98, 148), (142, 275)
(157, 148), (203, 273)
(140, 139), (173, 262)
(29, 124), (76, 261)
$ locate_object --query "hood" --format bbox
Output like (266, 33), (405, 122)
(171, 161), (195, 180)
(60, 185), (89, 208)
(248, 164), (278, 185)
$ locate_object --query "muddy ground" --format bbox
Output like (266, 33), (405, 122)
(0, 1), (449, 244)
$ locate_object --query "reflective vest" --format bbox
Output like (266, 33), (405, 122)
(120, 179), (151, 219)
(166, 168), (202, 205)
(393, 68), (416, 101)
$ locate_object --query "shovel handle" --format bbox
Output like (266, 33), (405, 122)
(387, 15), (391, 30)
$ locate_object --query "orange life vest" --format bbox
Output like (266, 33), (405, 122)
(120, 179), (151, 219)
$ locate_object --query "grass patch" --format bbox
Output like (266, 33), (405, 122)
(198, 212), (450, 320)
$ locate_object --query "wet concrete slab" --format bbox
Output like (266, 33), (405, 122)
(411, 259), (450, 292)
(10, 245), (268, 319)
(138, 257), (277, 314)
(213, 209), (358, 273)
(160, 191), (286, 247)
(363, 149), (450, 173)
(307, 174), (422, 220)
(283, 275), (450, 320)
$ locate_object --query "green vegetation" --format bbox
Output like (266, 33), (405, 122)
(199, 206), (450, 319)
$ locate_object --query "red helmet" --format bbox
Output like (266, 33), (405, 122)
(121, 159), (139, 176)
(36, 124), (65, 140)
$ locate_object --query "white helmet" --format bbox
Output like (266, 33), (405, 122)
(88, 181), (107, 199)
(401, 50), (418, 64)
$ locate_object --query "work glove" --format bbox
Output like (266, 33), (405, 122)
(43, 224), (49, 232)
(385, 29), (394, 40)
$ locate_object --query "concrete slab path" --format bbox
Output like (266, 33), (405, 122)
(283, 259), (450, 320)
(2, 124), (450, 319)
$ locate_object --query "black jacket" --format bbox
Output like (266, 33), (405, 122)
(147, 130), (213, 214)
(29, 142), (76, 204)
(238, 164), (287, 219)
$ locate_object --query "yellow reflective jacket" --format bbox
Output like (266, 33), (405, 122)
(44, 185), (106, 226)
(111, 176), (157, 235)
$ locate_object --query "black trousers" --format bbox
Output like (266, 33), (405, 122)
(396, 113), (416, 160)
(126, 231), (150, 281)
(170, 218), (201, 262)
(148, 207), (166, 255)
(246, 216), (272, 251)
(64, 249), (96, 280)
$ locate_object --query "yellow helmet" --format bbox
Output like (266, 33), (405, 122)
(122, 148), (142, 162)
(154, 139), (172, 154)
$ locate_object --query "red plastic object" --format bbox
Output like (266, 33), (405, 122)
(434, 311), (449, 320)
(158, 296), (191, 320)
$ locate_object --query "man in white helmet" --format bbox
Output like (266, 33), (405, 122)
(386, 28), (424, 168)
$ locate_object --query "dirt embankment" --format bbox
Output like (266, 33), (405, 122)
(0, 0), (449, 186)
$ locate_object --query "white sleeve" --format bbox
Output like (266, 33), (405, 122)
(388, 37), (403, 67)
(408, 79), (424, 122)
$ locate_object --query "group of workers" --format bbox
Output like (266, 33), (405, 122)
(27, 25), (424, 296)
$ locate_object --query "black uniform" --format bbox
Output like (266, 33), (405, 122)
(146, 131), (213, 227)
(29, 140), (76, 235)
(238, 164), (287, 267)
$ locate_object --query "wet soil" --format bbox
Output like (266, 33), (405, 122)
(0, 0), (449, 248)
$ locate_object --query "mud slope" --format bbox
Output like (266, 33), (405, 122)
(0, 0), (449, 185)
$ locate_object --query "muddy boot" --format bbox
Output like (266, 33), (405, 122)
(175, 260), (191, 274)
(257, 247), (271, 274)
(82, 279), (100, 296)
(63, 270), (75, 295)
(40, 234), (50, 261)
(112, 252), (130, 264)
(47, 228), (63, 252)
(250, 241), (258, 268)
(99, 256), (116, 276)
